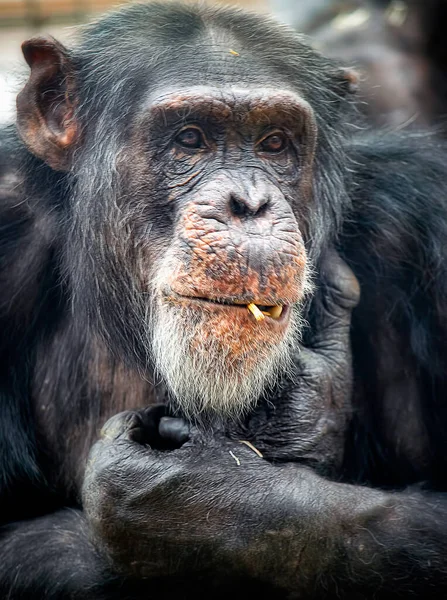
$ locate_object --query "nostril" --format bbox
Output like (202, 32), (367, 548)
(229, 195), (247, 217)
(229, 194), (269, 218)
(255, 200), (268, 216)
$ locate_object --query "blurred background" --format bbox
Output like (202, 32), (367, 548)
(1, 0), (447, 131)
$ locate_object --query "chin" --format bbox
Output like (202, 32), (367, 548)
(149, 294), (302, 420)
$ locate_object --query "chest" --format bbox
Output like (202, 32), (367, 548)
(32, 324), (163, 498)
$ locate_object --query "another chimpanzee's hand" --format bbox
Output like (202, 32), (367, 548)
(235, 250), (360, 475)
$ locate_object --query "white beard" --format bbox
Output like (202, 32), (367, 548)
(149, 297), (303, 420)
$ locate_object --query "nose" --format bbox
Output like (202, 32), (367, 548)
(229, 192), (269, 218)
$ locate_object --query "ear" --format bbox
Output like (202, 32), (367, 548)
(338, 67), (359, 95)
(17, 37), (79, 171)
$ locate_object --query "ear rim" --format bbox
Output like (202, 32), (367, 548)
(338, 67), (360, 95)
(16, 35), (79, 172)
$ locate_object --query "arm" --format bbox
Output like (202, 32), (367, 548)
(0, 125), (58, 511)
(83, 409), (447, 597)
(0, 510), (149, 599)
(0, 130), (137, 599)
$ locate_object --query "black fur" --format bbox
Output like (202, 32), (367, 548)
(1, 2), (447, 597)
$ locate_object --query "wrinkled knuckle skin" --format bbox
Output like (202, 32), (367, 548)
(327, 277), (360, 311)
(294, 349), (328, 379)
(82, 453), (203, 576)
(99, 410), (140, 441)
(83, 448), (120, 510)
(322, 251), (361, 310)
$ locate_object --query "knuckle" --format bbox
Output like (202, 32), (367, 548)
(99, 410), (140, 441)
(321, 251), (361, 309)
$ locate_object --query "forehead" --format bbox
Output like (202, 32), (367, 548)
(123, 16), (308, 103)
(79, 5), (325, 127)
(147, 37), (298, 93)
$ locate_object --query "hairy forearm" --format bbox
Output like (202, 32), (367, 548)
(108, 461), (447, 596)
(83, 425), (447, 596)
(222, 465), (388, 593)
(84, 449), (383, 588)
(0, 509), (132, 599)
(235, 467), (447, 597)
(325, 485), (447, 597)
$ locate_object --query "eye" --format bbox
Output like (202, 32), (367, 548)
(258, 132), (288, 154)
(175, 127), (206, 149)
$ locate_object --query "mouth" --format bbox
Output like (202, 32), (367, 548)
(165, 293), (289, 323)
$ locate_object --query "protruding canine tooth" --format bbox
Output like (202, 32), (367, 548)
(247, 303), (265, 321)
(269, 305), (283, 319)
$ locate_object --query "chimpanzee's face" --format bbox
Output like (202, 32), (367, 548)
(120, 85), (317, 417)
(17, 3), (352, 418)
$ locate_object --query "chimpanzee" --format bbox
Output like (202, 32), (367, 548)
(1, 2), (447, 599)
(278, 0), (447, 129)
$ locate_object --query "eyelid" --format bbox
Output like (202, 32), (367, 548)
(177, 124), (202, 134)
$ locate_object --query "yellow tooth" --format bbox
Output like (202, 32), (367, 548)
(247, 303), (265, 321)
(269, 305), (283, 319)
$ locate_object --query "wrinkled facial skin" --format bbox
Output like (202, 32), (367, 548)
(120, 87), (317, 417)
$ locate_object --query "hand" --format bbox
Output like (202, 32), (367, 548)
(82, 406), (271, 580)
(235, 250), (360, 475)
(82, 403), (391, 596)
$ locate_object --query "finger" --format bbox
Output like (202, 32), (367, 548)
(308, 249), (360, 356)
(159, 416), (191, 448)
(136, 405), (170, 445)
(99, 405), (169, 445)
(99, 410), (140, 442)
(320, 250), (360, 314)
